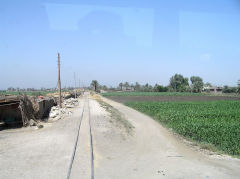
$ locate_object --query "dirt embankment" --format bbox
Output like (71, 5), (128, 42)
(106, 96), (240, 103)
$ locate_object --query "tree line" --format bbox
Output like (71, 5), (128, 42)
(91, 74), (240, 94)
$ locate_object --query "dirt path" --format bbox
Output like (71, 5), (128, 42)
(97, 96), (240, 179)
(1, 93), (240, 179)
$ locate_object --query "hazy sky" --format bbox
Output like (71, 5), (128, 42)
(0, 0), (240, 89)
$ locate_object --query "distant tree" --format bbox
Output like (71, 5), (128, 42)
(144, 83), (149, 92)
(190, 76), (204, 93)
(124, 82), (130, 89)
(7, 87), (15, 91)
(153, 84), (159, 92)
(108, 86), (116, 91)
(119, 83), (123, 91)
(141, 83), (152, 92)
(222, 85), (237, 93)
(27, 88), (36, 91)
(158, 85), (168, 92)
(148, 84), (153, 92)
(223, 86), (230, 93)
(169, 74), (189, 92)
(238, 80), (240, 94)
(130, 83), (135, 90)
(184, 77), (189, 86)
(102, 85), (108, 91)
(91, 80), (99, 92)
(134, 82), (141, 91)
(153, 84), (168, 92)
(205, 82), (212, 87)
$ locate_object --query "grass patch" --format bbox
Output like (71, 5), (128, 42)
(101, 92), (207, 97)
(126, 100), (240, 157)
(199, 142), (218, 152)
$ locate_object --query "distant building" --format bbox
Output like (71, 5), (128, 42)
(122, 86), (134, 91)
(100, 90), (107, 93)
(203, 86), (223, 94)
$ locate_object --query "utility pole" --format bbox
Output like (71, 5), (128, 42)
(57, 53), (62, 108)
(74, 72), (77, 98)
(79, 79), (80, 89)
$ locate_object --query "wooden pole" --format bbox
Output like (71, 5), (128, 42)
(74, 72), (77, 98)
(58, 53), (62, 108)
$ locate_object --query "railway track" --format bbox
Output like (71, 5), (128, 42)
(66, 94), (94, 179)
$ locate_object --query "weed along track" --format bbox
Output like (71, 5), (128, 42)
(67, 94), (94, 179)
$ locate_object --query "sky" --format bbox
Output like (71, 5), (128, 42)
(0, 0), (240, 89)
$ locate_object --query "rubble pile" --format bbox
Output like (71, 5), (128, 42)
(48, 98), (78, 121)
(0, 95), (56, 127)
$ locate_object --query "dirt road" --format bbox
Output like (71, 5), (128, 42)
(0, 93), (240, 179)
(100, 96), (240, 178)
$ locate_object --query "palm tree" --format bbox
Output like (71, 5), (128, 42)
(134, 82), (141, 91)
(91, 80), (99, 92)
(124, 82), (129, 90)
(119, 82), (123, 91)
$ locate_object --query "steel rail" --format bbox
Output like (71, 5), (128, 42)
(88, 98), (95, 179)
(66, 98), (86, 179)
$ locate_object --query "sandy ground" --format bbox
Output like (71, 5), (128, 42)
(0, 93), (240, 179)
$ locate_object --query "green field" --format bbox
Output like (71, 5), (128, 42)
(102, 92), (207, 96)
(126, 100), (240, 157)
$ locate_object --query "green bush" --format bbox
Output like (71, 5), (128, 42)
(222, 86), (237, 93)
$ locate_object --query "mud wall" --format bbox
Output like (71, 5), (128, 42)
(0, 102), (22, 127)
(0, 95), (56, 128)
(37, 98), (55, 119)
